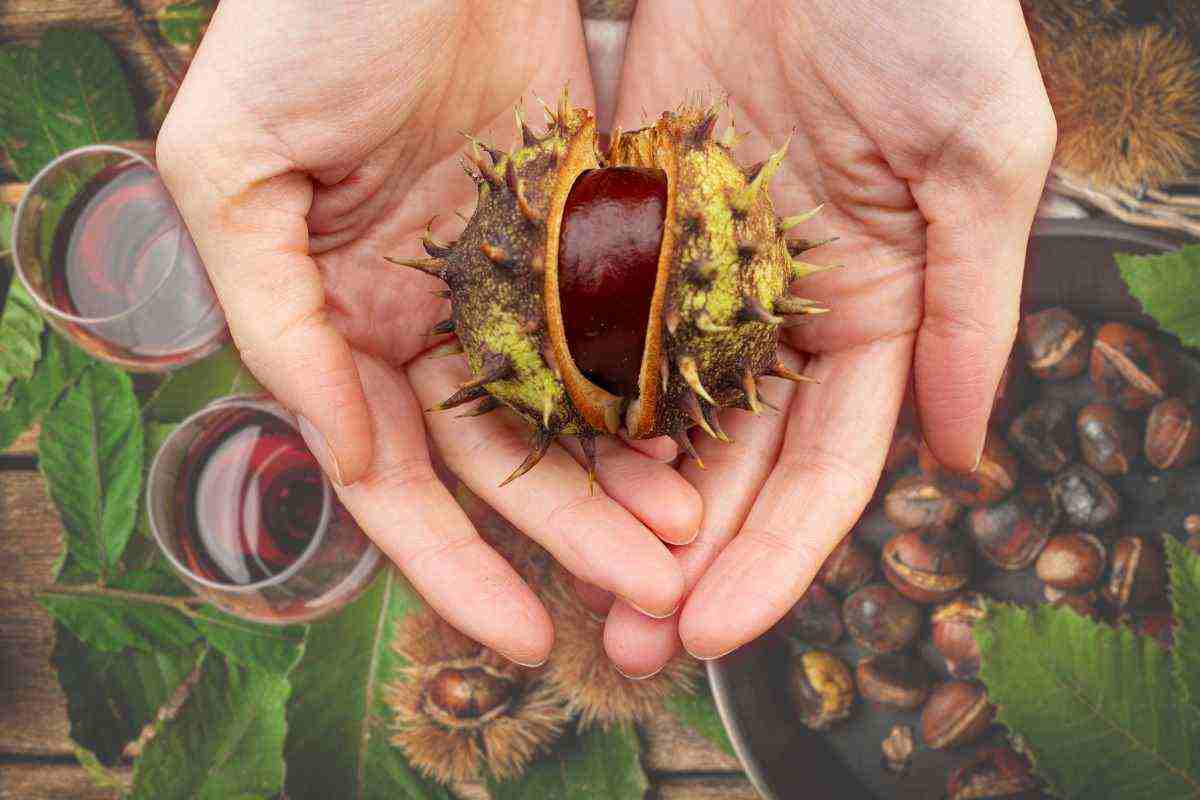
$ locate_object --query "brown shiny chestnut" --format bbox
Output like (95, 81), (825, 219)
(917, 432), (1019, 508)
(1020, 307), (1090, 380)
(1036, 532), (1107, 591)
(816, 536), (876, 595)
(1103, 536), (1165, 610)
(843, 583), (922, 654)
(946, 744), (1039, 800)
(790, 649), (855, 731)
(778, 583), (844, 646)
(855, 653), (931, 709)
(931, 592), (988, 679)
(966, 484), (1058, 571)
(884, 474), (962, 529)
(1077, 403), (1140, 476)
(1008, 398), (1077, 474)
(1145, 397), (1200, 470)
(1049, 464), (1121, 530)
(920, 680), (996, 750)
(882, 529), (972, 604)
(1089, 322), (1168, 411)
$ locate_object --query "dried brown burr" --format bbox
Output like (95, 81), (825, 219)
(918, 433), (1019, 507)
(1077, 403), (1140, 476)
(855, 653), (931, 710)
(779, 583), (844, 646)
(921, 681), (996, 750)
(816, 536), (875, 595)
(966, 484), (1058, 571)
(1050, 463), (1121, 529)
(884, 474), (962, 529)
(882, 529), (972, 604)
(1103, 536), (1165, 610)
(1145, 397), (1199, 469)
(1020, 307), (1090, 380)
(843, 583), (922, 654)
(931, 592), (988, 679)
(1036, 532), (1107, 591)
(1008, 397), (1077, 473)
(790, 650), (855, 731)
(1089, 322), (1168, 411)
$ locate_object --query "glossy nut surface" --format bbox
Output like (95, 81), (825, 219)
(1050, 464), (1121, 529)
(884, 474), (962, 529)
(843, 583), (922, 654)
(778, 583), (844, 646)
(1089, 322), (1168, 411)
(1103, 536), (1165, 610)
(1145, 397), (1200, 470)
(1036, 532), (1107, 591)
(966, 484), (1058, 571)
(946, 744), (1038, 800)
(1077, 403), (1140, 476)
(930, 592), (987, 679)
(855, 653), (930, 710)
(427, 666), (515, 721)
(1008, 398), (1077, 474)
(920, 680), (995, 749)
(882, 529), (972, 604)
(918, 434), (1018, 507)
(1020, 307), (1089, 380)
(790, 649), (855, 731)
(816, 536), (875, 595)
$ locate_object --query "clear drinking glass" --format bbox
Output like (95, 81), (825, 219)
(11, 142), (228, 371)
(147, 396), (383, 624)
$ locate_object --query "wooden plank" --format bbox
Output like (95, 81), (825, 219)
(654, 776), (761, 800)
(0, 763), (125, 800)
(6, 423), (39, 457)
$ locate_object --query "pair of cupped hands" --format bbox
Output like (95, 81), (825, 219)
(158, 0), (1056, 678)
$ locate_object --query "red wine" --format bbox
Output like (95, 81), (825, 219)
(47, 161), (225, 366)
(174, 409), (326, 586)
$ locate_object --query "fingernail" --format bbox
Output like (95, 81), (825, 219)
(683, 643), (738, 662)
(628, 600), (680, 620)
(614, 662), (665, 681)
(509, 654), (549, 669)
(297, 414), (345, 486)
(970, 448), (984, 473)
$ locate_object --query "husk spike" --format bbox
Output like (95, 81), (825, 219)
(499, 430), (553, 487)
(769, 361), (819, 384)
(741, 293), (784, 325)
(681, 390), (719, 441)
(677, 355), (716, 404)
(741, 367), (762, 414)
(384, 255), (448, 281)
(791, 260), (843, 281)
(456, 395), (502, 418)
(787, 236), (839, 256)
(780, 204), (825, 231)
(671, 427), (705, 469)
(429, 318), (456, 336)
(431, 384), (489, 412)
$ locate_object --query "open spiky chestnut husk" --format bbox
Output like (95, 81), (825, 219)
(388, 91), (835, 483)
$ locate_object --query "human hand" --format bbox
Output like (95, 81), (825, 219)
(593, 0), (1056, 675)
(156, 0), (699, 667)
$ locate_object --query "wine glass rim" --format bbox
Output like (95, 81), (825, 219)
(146, 396), (335, 594)
(11, 143), (190, 327)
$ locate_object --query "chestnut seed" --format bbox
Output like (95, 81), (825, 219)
(1103, 536), (1165, 610)
(946, 744), (1038, 800)
(1145, 397), (1200, 470)
(884, 426), (921, 473)
(918, 433), (1019, 507)
(427, 666), (515, 721)
(778, 583), (844, 646)
(1089, 322), (1168, 411)
(1036, 532), (1107, 591)
(883, 474), (962, 529)
(1077, 403), (1140, 476)
(921, 680), (996, 750)
(1050, 464), (1121, 529)
(790, 649), (855, 731)
(966, 484), (1058, 571)
(1008, 398), (1076, 474)
(881, 724), (916, 775)
(882, 529), (972, 604)
(1020, 307), (1090, 380)
(855, 653), (931, 710)
(931, 592), (988, 679)
(816, 536), (875, 595)
(843, 583), (922, 654)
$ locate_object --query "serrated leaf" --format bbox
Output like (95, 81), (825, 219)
(130, 651), (294, 800)
(0, 332), (91, 451)
(1116, 247), (1200, 348)
(1165, 536), (1200, 724)
(0, 29), (138, 181)
(157, 1), (216, 48)
(663, 684), (735, 758)
(191, 607), (305, 675)
(39, 364), (144, 578)
(976, 602), (1200, 799)
(53, 622), (203, 765)
(39, 591), (198, 653)
(72, 745), (129, 792)
(0, 280), (45, 407)
(285, 568), (453, 800)
(487, 724), (648, 800)
(143, 345), (263, 423)
(0, 204), (12, 255)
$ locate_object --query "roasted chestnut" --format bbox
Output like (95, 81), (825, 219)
(921, 681), (996, 750)
(1036, 532), (1107, 591)
(1020, 307), (1089, 380)
(843, 583), (922, 654)
(1077, 403), (1140, 476)
(790, 649), (855, 731)
(816, 536), (876, 595)
(966, 484), (1058, 571)
(882, 529), (972, 604)
(855, 653), (931, 710)
(931, 592), (988, 679)
(1050, 464), (1121, 529)
(779, 583), (844, 646)
(1103, 536), (1165, 610)
(1089, 322), (1168, 411)
(1008, 398), (1077, 474)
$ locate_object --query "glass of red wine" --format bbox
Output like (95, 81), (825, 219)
(11, 142), (228, 371)
(147, 396), (384, 624)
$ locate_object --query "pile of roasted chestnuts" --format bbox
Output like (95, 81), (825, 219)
(779, 308), (1200, 799)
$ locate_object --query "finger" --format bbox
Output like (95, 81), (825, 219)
(909, 82), (1056, 471)
(679, 336), (912, 659)
(409, 355), (685, 618)
(155, 136), (373, 485)
(559, 435), (701, 545)
(601, 376), (796, 677)
(621, 433), (678, 462)
(573, 576), (615, 616)
(328, 352), (552, 666)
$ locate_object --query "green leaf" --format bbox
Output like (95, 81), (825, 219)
(285, 568), (453, 800)
(39, 591), (198, 653)
(143, 345), (263, 423)
(130, 651), (294, 800)
(0, 332), (91, 451)
(663, 683), (735, 757)
(191, 607), (305, 675)
(0, 204), (12, 255)
(976, 602), (1200, 799)
(39, 364), (144, 578)
(53, 622), (203, 765)
(0, 29), (138, 181)
(157, 1), (216, 48)
(1166, 536), (1200, 725)
(0, 280), (45, 407)
(487, 724), (648, 800)
(1116, 247), (1200, 348)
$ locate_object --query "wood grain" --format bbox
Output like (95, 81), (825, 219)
(0, 763), (126, 800)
